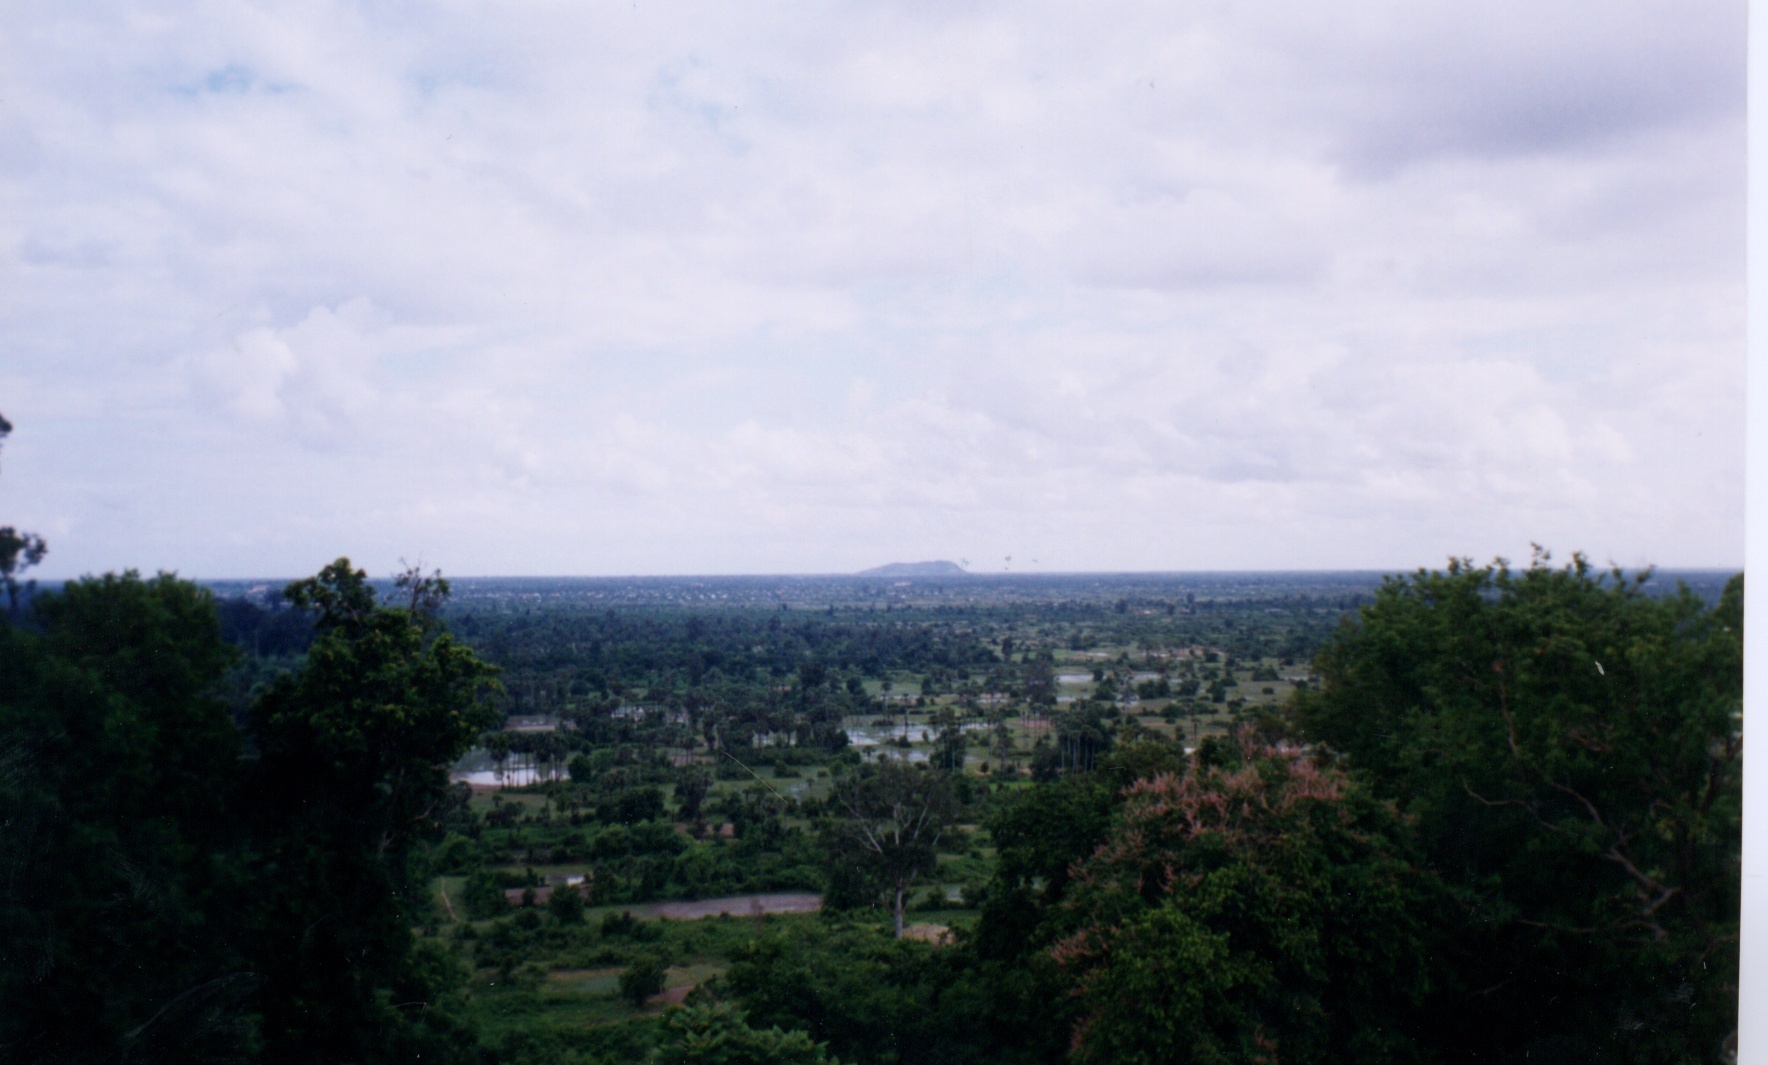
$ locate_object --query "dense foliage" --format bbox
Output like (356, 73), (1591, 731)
(728, 920), (1047, 1065)
(653, 1003), (835, 1065)
(0, 534), (1739, 1063)
(0, 562), (500, 1063)
(0, 574), (251, 1060)
(1049, 735), (1444, 1064)
(1293, 555), (1743, 1061)
(821, 762), (957, 936)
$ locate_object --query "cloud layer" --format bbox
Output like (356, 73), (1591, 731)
(0, 0), (1743, 577)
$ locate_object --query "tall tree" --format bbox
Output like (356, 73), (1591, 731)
(0, 573), (254, 1062)
(929, 706), (965, 771)
(244, 558), (500, 1063)
(986, 705), (1016, 774)
(822, 761), (956, 937)
(676, 764), (712, 822)
(0, 562), (502, 1062)
(1293, 553), (1742, 1061)
(1049, 732), (1445, 1065)
(1021, 659), (1055, 707)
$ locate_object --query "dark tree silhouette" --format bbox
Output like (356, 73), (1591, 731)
(0, 413), (48, 618)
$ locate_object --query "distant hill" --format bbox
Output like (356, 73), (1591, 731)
(857, 560), (969, 577)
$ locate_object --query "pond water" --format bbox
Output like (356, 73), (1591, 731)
(839, 719), (991, 746)
(868, 747), (931, 763)
(842, 721), (936, 745)
(1058, 671), (1166, 684)
(448, 751), (565, 788)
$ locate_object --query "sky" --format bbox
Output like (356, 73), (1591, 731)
(0, 0), (1745, 579)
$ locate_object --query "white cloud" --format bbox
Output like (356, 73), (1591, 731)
(0, 0), (1742, 578)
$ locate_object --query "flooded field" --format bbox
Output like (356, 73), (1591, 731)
(449, 751), (565, 788)
(839, 718), (990, 746)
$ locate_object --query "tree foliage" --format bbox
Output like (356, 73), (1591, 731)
(621, 954), (669, 1006)
(821, 762), (957, 937)
(0, 560), (500, 1064)
(727, 921), (1049, 1065)
(653, 1003), (837, 1065)
(245, 558), (501, 1062)
(1292, 554), (1742, 1060)
(0, 412), (48, 617)
(0, 535), (1739, 1064)
(0, 573), (253, 1061)
(1049, 732), (1444, 1065)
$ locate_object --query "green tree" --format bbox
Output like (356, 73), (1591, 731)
(0, 572), (254, 1062)
(1021, 659), (1055, 706)
(1292, 553), (1742, 1060)
(821, 761), (957, 938)
(621, 953), (669, 1006)
(1050, 731), (1445, 1065)
(0, 526), (46, 617)
(972, 767), (1117, 968)
(929, 706), (965, 772)
(244, 558), (500, 1063)
(0, 562), (503, 1062)
(0, 412), (48, 618)
(462, 868), (509, 920)
(1051, 705), (1112, 774)
(728, 919), (1058, 1065)
(986, 706), (1016, 774)
(676, 764), (712, 821)
(653, 1003), (836, 1065)
(547, 882), (585, 924)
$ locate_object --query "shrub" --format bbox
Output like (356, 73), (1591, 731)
(620, 954), (668, 1006)
(462, 869), (509, 920)
(547, 884), (585, 925)
(653, 1002), (833, 1065)
(601, 909), (640, 937)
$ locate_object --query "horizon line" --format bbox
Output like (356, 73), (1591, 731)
(123, 563), (1743, 584)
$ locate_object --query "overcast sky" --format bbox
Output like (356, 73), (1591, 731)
(0, 0), (1744, 579)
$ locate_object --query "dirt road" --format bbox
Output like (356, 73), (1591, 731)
(637, 893), (822, 920)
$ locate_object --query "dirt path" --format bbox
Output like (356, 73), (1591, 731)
(635, 892), (822, 920)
